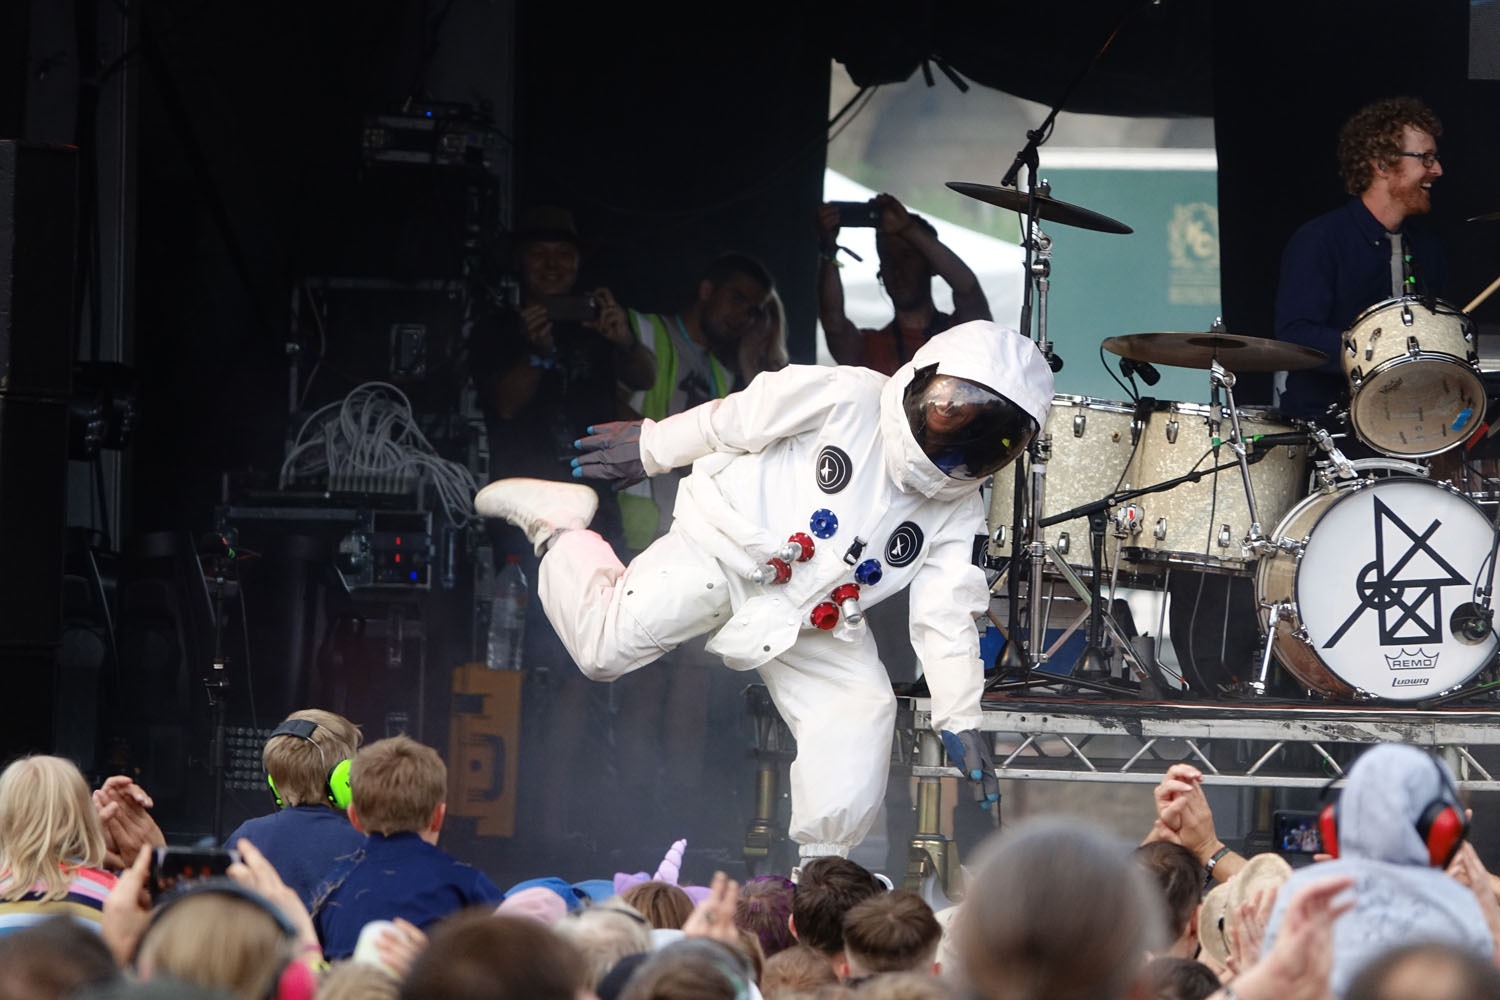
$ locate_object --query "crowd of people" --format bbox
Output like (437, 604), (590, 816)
(3, 727), (1500, 1000)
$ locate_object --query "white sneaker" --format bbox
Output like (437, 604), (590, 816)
(474, 477), (598, 556)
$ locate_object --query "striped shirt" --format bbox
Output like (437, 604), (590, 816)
(0, 864), (116, 936)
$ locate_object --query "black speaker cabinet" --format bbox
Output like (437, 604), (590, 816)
(0, 140), (78, 759)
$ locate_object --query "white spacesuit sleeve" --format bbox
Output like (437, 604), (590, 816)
(637, 365), (865, 476)
(907, 498), (990, 734)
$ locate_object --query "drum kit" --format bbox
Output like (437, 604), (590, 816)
(954, 181), (1500, 706)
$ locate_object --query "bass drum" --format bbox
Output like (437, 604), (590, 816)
(1255, 476), (1499, 700)
(988, 394), (1144, 571)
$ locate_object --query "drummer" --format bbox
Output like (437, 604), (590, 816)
(1273, 96), (1448, 435)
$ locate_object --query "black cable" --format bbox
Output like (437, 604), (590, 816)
(1100, 342), (1138, 402)
(405, 0), (461, 102)
(828, 85), (871, 131)
(236, 568), (258, 732)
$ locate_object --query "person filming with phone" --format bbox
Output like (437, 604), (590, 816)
(470, 204), (657, 553)
(817, 192), (991, 376)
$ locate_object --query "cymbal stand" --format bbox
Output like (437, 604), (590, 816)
(1209, 361), (1267, 550)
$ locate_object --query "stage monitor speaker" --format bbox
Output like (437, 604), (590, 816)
(0, 142), (77, 760)
(449, 663), (521, 837)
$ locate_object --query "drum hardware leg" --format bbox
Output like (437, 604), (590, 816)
(1073, 508), (1114, 682)
(1035, 547), (1165, 698)
(1252, 604), (1284, 695)
(1002, 450), (1029, 672)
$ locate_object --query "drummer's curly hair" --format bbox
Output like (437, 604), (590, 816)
(1338, 96), (1443, 196)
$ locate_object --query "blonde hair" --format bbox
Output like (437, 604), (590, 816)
(136, 888), (294, 1000)
(0, 755), (106, 902)
(349, 735), (446, 834)
(264, 709), (363, 806)
(554, 904), (654, 990)
(316, 959), (399, 1000)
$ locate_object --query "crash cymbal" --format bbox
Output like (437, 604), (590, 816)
(947, 181), (1133, 235)
(1468, 211), (1500, 223)
(1102, 332), (1328, 372)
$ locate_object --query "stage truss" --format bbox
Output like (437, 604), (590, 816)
(906, 696), (1500, 790)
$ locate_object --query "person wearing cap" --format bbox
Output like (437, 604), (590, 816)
(471, 204), (656, 551)
(474, 319), (1052, 859)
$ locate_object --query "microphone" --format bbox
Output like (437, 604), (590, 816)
(1119, 357), (1160, 386)
(1250, 432), (1314, 449)
(1047, 350), (1065, 373)
(1208, 381), (1222, 444)
(1451, 602), (1493, 644)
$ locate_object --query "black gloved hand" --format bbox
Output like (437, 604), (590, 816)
(941, 728), (1000, 808)
(571, 420), (646, 488)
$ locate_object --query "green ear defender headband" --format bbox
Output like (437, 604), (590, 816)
(266, 719), (354, 811)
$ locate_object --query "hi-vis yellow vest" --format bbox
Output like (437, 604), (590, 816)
(620, 311), (734, 550)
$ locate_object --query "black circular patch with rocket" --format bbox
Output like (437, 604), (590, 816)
(815, 445), (852, 494)
(885, 522), (924, 567)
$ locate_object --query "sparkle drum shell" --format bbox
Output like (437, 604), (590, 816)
(1342, 296), (1485, 458)
(1123, 402), (1308, 573)
(987, 394), (1142, 569)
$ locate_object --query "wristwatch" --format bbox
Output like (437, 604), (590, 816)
(1204, 845), (1232, 884)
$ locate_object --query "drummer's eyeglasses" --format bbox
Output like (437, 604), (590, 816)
(1399, 151), (1441, 168)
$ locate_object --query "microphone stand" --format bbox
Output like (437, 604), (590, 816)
(997, 0), (1158, 677)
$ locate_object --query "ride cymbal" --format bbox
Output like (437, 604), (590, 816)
(1102, 332), (1328, 372)
(947, 181), (1132, 234)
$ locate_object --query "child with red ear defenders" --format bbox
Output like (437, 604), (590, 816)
(1318, 750), (1470, 869)
(1262, 743), (1495, 999)
(223, 710), (366, 910)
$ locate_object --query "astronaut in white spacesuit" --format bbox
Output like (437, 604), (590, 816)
(475, 319), (1052, 859)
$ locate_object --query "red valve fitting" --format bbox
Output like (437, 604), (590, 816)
(809, 601), (840, 630)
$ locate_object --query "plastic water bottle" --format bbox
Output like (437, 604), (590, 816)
(486, 555), (527, 670)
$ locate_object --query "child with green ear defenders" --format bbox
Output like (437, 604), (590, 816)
(223, 709), (366, 910)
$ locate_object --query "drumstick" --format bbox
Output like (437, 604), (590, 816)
(1464, 273), (1500, 313)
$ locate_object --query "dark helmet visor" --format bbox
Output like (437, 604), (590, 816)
(903, 369), (1038, 480)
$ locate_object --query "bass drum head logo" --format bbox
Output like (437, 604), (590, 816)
(886, 522), (924, 567)
(816, 446), (852, 494)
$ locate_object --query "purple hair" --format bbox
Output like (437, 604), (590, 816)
(734, 874), (797, 958)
